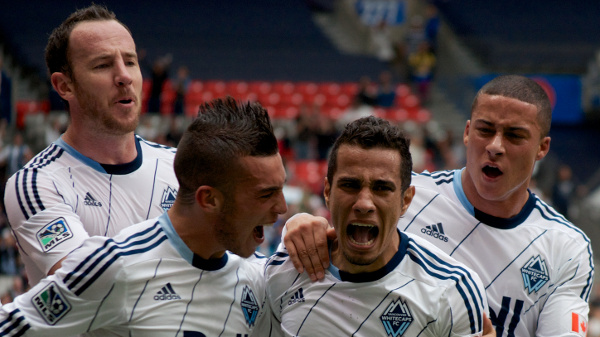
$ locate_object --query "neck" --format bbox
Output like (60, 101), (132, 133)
(331, 230), (400, 274)
(168, 202), (225, 260)
(62, 127), (137, 164)
(461, 168), (530, 218)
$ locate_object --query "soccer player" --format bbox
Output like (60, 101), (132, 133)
(0, 97), (286, 336)
(284, 75), (594, 336)
(266, 116), (488, 336)
(3, 4), (179, 286)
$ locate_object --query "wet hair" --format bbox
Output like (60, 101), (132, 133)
(327, 116), (412, 192)
(471, 75), (552, 137)
(45, 4), (131, 110)
(174, 96), (279, 205)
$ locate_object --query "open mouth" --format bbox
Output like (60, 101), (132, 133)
(482, 165), (502, 178)
(347, 223), (379, 246)
(253, 225), (265, 243)
(118, 99), (133, 104)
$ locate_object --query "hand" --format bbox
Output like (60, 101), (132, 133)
(482, 313), (496, 337)
(283, 213), (335, 281)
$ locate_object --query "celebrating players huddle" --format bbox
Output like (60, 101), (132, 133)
(0, 3), (593, 337)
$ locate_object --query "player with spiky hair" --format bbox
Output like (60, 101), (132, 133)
(0, 97), (286, 336)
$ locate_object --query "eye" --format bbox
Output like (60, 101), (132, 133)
(373, 184), (394, 192)
(260, 192), (274, 199)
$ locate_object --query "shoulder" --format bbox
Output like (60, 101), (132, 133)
(403, 232), (483, 287)
(411, 169), (458, 189)
(530, 194), (591, 243)
(137, 135), (177, 158)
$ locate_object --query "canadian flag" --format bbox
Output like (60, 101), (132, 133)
(572, 312), (588, 336)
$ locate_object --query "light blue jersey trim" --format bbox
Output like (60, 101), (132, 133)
(55, 136), (107, 173)
(453, 168), (475, 216)
(157, 212), (193, 264)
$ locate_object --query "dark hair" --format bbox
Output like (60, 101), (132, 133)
(45, 4), (130, 110)
(471, 75), (552, 137)
(174, 96), (279, 205)
(327, 116), (412, 192)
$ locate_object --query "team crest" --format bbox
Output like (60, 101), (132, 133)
(380, 298), (413, 337)
(31, 282), (71, 324)
(161, 187), (178, 210)
(36, 218), (73, 252)
(240, 285), (260, 327)
(521, 255), (549, 293)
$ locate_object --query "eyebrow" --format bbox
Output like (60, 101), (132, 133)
(474, 119), (530, 133)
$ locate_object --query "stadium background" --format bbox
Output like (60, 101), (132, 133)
(1, 0), (599, 312)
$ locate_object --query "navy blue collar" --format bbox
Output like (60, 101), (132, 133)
(100, 136), (143, 174)
(474, 190), (537, 229)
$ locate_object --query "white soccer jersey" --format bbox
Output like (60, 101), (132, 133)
(0, 212), (270, 336)
(266, 230), (488, 337)
(4, 135), (179, 285)
(400, 169), (594, 337)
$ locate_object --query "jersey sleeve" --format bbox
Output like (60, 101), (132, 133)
(438, 267), (489, 337)
(0, 236), (127, 336)
(536, 238), (594, 337)
(4, 171), (90, 285)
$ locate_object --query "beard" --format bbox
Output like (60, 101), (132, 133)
(215, 197), (246, 257)
(73, 81), (140, 135)
(341, 250), (379, 267)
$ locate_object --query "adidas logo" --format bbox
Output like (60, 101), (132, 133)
(154, 283), (181, 301)
(421, 223), (448, 242)
(288, 288), (305, 306)
(84, 192), (102, 207)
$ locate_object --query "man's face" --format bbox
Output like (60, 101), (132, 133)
(66, 20), (142, 135)
(324, 145), (414, 273)
(217, 154), (288, 258)
(463, 94), (550, 211)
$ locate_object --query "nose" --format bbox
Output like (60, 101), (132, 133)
(274, 191), (288, 215)
(486, 132), (504, 156)
(353, 188), (375, 214)
(114, 57), (133, 87)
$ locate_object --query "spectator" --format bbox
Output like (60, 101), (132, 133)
(408, 41), (436, 103)
(376, 70), (396, 107)
(172, 65), (190, 115)
(146, 54), (172, 113)
(354, 76), (377, 107)
(552, 163), (577, 218)
(0, 55), (11, 123)
(0, 131), (32, 183)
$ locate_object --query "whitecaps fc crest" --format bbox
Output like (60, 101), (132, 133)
(521, 255), (549, 294)
(380, 298), (413, 337)
(240, 286), (260, 327)
(161, 187), (177, 211)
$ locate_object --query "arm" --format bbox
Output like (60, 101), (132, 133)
(282, 213), (335, 281)
(4, 172), (91, 286)
(0, 237), (126, 336)
(535, 240), (594, 337)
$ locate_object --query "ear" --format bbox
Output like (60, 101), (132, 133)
(323, 177), (331, 209)
(195, 186), (224, 213)
(50, 72), (74, 101)
(536, 136), (551, 161)
(463, 120), (471, 146)
(400, 186), (415, 215)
